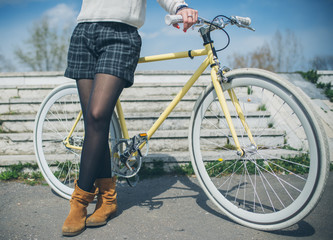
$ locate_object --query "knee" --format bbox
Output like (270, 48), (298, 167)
(86, 109), (109, 127)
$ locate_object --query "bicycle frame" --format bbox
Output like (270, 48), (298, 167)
(115, 41), (256, 156)
(63, 31), (257, 156)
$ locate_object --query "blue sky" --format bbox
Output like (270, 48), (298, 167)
(0, 0), (332, 71)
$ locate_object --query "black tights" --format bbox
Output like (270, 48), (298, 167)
(76, 74), (126, 192)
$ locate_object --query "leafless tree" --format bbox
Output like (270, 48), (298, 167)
(14, 17), (70, 71)
(311, 56), (333, 70)
(228, 30), (304, 72)
(229, 43), (275, 71)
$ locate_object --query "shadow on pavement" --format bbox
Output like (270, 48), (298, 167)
(269, 221), (315, 237)
(178, 176), (316, 237)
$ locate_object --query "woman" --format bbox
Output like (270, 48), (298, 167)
(61, 0), (198, 237)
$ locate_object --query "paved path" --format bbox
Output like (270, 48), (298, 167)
(0, 174), (332, 240)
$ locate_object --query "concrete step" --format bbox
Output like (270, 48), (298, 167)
(0, 97), (202, 117)
(1, 82), (206, 99)
(1, 109), (272, 133)
(0, 95), (199, 115)
(0, 98), (41, 115)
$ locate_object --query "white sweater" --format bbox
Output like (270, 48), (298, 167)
(77, 0), (188, 29)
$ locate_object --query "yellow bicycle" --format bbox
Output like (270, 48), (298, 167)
(34, 15), (330, 230)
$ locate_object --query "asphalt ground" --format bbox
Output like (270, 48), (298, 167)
(0, 173), (332, 240)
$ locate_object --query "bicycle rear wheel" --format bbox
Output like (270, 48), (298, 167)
(190, 68), (330, 230)
(34, 83), (122, 199)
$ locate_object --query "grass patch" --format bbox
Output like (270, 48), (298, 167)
(267, 154), (310, 175)
(0, 162), (44, 185)
(298, 70), (333, 102)
(172, 162), (195, 176)
(247, 87), (253, 95)
(298, 70), (318, 83)
(204, 153), (311, 177)
(317, 82), (333, 102)
(0, 110), (20, 115)
(2, 159), (332, 186)
(257, 104), (267, 111)
(53, 160), (79, 179)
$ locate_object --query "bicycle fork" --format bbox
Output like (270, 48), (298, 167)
(208, 48), (256, 156)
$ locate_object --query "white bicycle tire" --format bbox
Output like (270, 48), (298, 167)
(189, 68), (330, 230)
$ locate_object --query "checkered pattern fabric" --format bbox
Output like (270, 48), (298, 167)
(65, 22), (142, 87)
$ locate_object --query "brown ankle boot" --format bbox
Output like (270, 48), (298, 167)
(62, 181), (98, 236)
(86, 177), (117, 227)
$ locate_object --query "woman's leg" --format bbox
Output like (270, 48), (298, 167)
(76, 73), (126, 192)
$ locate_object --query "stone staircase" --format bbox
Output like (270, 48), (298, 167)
(0, 72), (212, 167)
(1, 71), (332, 168)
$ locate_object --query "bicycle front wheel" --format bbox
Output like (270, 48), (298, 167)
(190, 68), (329, 230)
(34, 83), (122, 199)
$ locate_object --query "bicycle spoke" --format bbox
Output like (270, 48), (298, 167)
(255, 162), (302, 194)
(243, 160), (265, 212)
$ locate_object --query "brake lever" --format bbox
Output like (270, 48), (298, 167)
(241, 25), (255, 31)
(191, 17), (209, 30)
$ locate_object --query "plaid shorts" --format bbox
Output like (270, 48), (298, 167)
(65, 22), (142, 87)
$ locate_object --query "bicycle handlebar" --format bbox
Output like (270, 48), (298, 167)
(165, 14), (255, 31)
(165, 14), (183, 25)
(233, 16), (251, 26)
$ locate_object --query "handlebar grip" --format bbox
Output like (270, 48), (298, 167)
(165, 14), (183, 25)
(234, 16), (251, 26)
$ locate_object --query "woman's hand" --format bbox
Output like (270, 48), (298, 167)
(174, 8), (198, 32)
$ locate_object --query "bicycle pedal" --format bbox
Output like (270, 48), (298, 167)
(139, 133), (147, 138)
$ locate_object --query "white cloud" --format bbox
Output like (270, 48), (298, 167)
(42, 3), (77, 29)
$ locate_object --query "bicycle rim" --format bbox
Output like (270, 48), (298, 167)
(190, 68), (329, 230)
